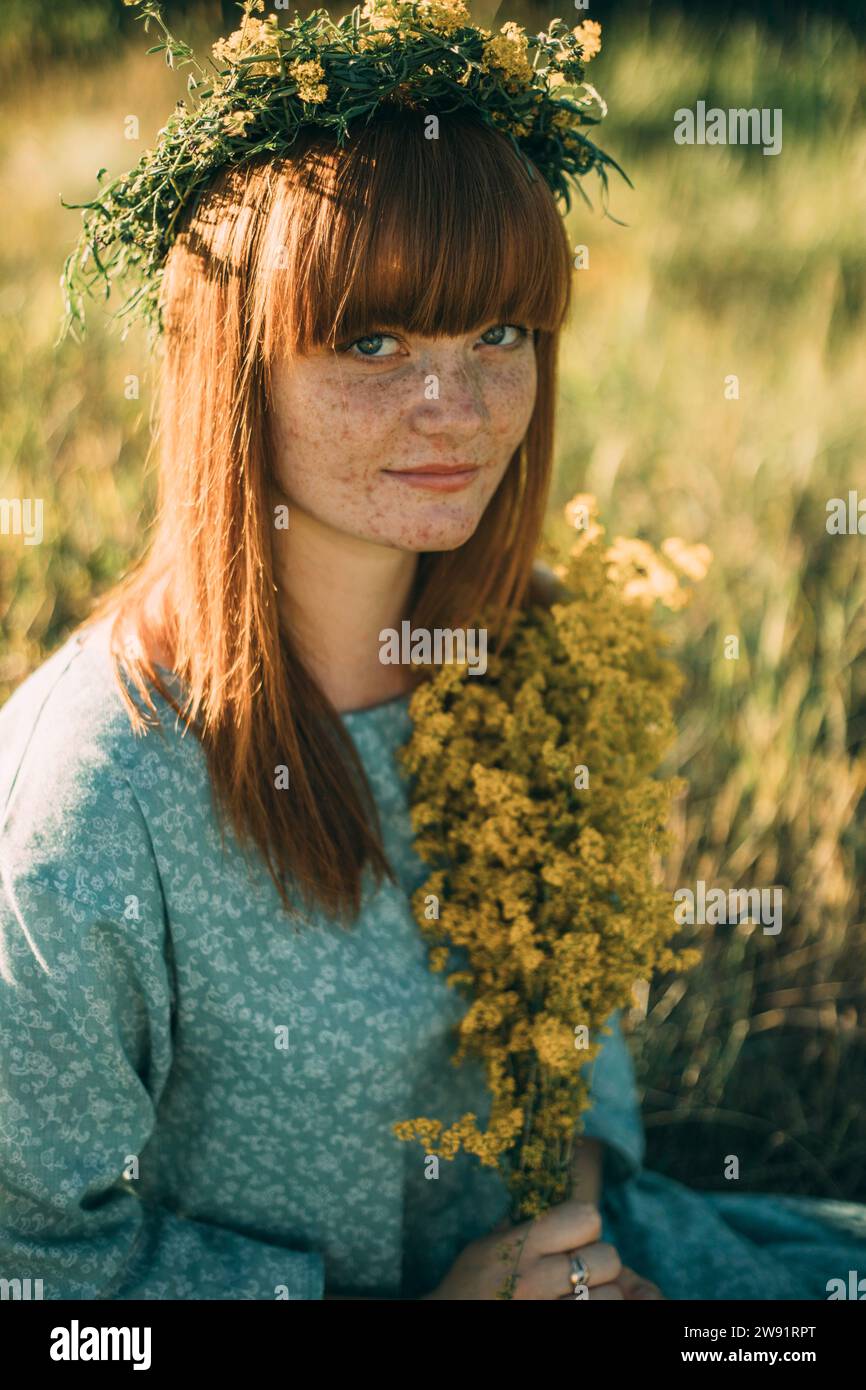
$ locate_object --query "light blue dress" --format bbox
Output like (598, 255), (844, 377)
(1, 621), (864, 1300)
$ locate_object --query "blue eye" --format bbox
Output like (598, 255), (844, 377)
(337, 324), (530, 360)
(341, 333), (400, 359)
(479, 324), (529, 347)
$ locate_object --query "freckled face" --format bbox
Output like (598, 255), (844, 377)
(267, 324), (537, 551)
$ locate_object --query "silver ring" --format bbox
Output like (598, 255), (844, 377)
(568, 1250), (590, 1298)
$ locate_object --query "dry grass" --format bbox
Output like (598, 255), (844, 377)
(551, 12), (866, 1198)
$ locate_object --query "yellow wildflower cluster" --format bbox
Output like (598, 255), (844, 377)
(551, 106), (582, 134)
(393, 513), (704, 1222)
(563, 493), (713, 610)
(485, 107), (536, 138)
(662, 535), (714, 582)
(573, 19), (603, 62)
(212, 9), (282, 77)
(220, 109), (256, 138)
(606, 537), (687, 609)
(359, 0), (470, 37)
(356, 31), (398, 51)
(288, 59), (328, 106)
(481, 21), (535, 87)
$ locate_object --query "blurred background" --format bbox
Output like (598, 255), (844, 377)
(1, 1), (864, 1201)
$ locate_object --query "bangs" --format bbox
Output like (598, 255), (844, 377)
(259, 110), (573, 357)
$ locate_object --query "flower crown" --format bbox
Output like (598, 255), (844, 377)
(61, 0), (629, 339)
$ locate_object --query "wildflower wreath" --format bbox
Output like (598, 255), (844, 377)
(61, 0), (628, 337)
(392, 500), (709, 1226)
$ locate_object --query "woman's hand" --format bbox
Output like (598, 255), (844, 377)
(562, 1139), (664, 1299)
(612, 1265), (666, 1301)
(422, 1198), (630, 1300)
(554, 1260), (665, 1300)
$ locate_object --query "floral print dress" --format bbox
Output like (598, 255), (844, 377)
(0, 621), (864, 1300)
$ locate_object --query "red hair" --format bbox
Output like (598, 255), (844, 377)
(80, 109), (574, 923)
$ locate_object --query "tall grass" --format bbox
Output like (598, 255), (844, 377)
(552, 11), (866, 1197)
(1, 9), (864, 1197)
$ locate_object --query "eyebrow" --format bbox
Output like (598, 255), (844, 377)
(338, 320), (514, 341)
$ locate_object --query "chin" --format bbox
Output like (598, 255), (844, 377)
(388, 506), (488, 552)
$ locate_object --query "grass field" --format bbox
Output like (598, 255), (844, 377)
(1, 7), (865, 1198)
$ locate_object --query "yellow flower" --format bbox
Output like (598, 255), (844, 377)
(288, 59), (328, 106)
(393, 519), (698, 1225)
(481, 21), (534, 86)
(532, 1015), (577, 1073)
(360, 0), (400, 33)
(552, 105), (583, 133)
(428, 946), (450, 973)
(357, 31), (397, 51)
(661, 536), (713, 582)
(360, 0), (470, 37)
(212, 15), (282, 77)
(418, 0), (471, 35)
(220, 109), (256, 137)
(604, 536), (687, 610)
(573, 18), (603, 61)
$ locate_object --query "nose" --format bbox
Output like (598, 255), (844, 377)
(409, 347), (489, 441)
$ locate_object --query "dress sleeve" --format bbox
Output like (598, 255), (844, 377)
(0, 761), (324, 1301)
(578, 1009), (646, 1183)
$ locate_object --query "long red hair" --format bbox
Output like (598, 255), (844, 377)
(79, 109), (574, 923)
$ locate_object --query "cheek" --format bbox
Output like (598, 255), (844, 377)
(270, 373), (391, 497)
(488, 356), (538, 450)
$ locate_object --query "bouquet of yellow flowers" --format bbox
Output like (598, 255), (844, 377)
(393, 498), (710, 1225)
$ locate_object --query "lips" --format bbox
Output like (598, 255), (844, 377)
(381, 464), (480, 493)
(386, 465), (478, 475)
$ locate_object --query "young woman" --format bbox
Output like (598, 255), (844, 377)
(2, 83), (864, 1303)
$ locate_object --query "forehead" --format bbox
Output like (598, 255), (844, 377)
(259, 120), (571, 356)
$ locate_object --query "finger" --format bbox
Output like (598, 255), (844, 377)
(557, 1281), (626, 1301)
(616, 1265), (643, 1295)
(619, 1267), (665, 1301)
(512, 1198), (602, 1259)
(531, 1241), (620, 1300)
